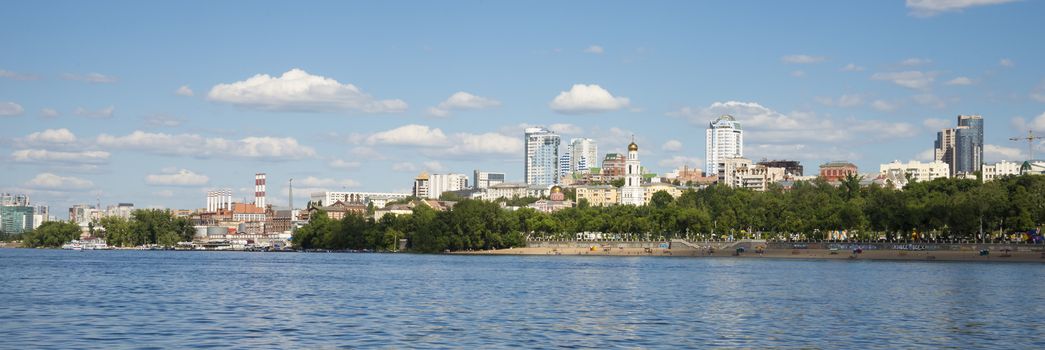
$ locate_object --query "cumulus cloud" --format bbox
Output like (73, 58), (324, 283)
(840, 63), (865, 72)
(0, 69), (39, 80)
(350, 146), (386, 160)
(984, 144), (1025, 162)
(549, 84), (630, 114)
(96, 131), (316, 160)
(25, 173), (93, 190)
(175, 85), (194, 96)
(207, 68), (407, 113)
(443, 132), (522, 156)
(423, 161), (445, 172)
(366, 124), (448, 146)
(945, 76), (973, 85)
(1030, 81), (1045, 103)
(999, 58), (1014, 67)
(871, 99), (900, 112)
(815, 94), (864, 107)
(900, 58), (933, 66)
(871, 71), (936, 89)
(144, 114), (183, 128)
(907, 0), (1018, 17)
(75, 106), (115, 118)
(661, 140), (683, 152)
(1011, 112), (1045, 132)
(781, 55), (826, 64)
(145, 169), (210, 186)
(63, 72), (117, 84)
(584, 45), (605, 54)
(916, 148), (936, 162)
(12, 149), (110, 164)
(658, 156), (703, 169)
(391, 162), (417, 172)
(0, 102), (24, 116)
(426, 91), (501, 117)
(23, 128), (77, 145)
(328, 159), (361, 170)
(790, 70), (806, 78)
(549, 123), (583, 135)
(912, 94), (950, 109)
(298, 176), (360, 188)
(39, 108), (60, 118)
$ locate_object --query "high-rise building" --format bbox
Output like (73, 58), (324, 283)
(568, 138), (598, 174)
(255, 173), (267, 209)
(524, 127), (561, 186)
(473, 170), (505, 189)
(955, 115), (984, 176)
(559, 152), (572, 181)
(601, 153), (626, 178)
(413, 172), (430, 199)
(0, 193), (34, 236)
(933, 115), (984, 177)
(619, 141), (644, 205)
(706, 115), (744, 176)
(428, 173), (469, 199)
(756, 160), (804, 177)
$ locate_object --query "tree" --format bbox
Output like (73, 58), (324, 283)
(650, 191), (674, 209)
(23, 221), (81, 248)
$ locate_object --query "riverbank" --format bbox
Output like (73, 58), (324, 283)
(457, 244), (1045, 262)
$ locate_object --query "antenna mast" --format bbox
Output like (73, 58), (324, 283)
(1010, 130), (1043, 160)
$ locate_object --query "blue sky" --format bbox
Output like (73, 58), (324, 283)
(3, 0), (1045, 213)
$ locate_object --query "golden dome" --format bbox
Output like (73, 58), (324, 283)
(416, 171), (429, 180)
(628, 142), (638, 152)
(550, 185), (562, 193)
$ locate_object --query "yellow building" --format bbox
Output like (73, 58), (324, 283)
(642, 182), (683, 204)
(574, 185), (619, 207)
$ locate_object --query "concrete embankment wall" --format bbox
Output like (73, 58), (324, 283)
(526, 241), (670, 249)
(768, 242), (1045, 252)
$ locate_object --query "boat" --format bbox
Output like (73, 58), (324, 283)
(61, 239), (112, 250)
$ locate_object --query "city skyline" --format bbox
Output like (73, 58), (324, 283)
(3, 1), (1045, 211)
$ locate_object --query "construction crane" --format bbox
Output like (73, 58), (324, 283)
(1010, 130), (1043, 160)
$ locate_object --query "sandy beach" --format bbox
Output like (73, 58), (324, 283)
(458, 245), (1045, 263)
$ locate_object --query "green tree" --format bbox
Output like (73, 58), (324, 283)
(23, 221), (81, 248)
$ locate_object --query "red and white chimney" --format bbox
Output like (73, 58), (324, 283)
(255, 173), (266, 209)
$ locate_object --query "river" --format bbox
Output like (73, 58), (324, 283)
(1, 249), (1043, 348)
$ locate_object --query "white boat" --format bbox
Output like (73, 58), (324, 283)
(61, 239), (112, 250)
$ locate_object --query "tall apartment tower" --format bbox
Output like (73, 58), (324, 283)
(705, 115), (744, 176)
(524, 127), (561, 186)
(568, 138), (598, 174)
(619, 141), (644, 206)
(934, 115), (983, 176)
(254, 173), (267, 209)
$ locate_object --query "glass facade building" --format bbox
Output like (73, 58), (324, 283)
(524, 127), (561, 186)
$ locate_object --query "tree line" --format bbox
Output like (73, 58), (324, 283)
(296, 174), (1045, 252)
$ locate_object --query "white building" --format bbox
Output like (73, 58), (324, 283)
(619, 141), (644, 205)
(254, 173), (267, 209)
(428, 173), (469, 199)
(473, 170), (505, 189)
(476, 183), (552, 202)
(309, 191), (411, 206)
(105, 203), (134, 219)
(879, 160), (950, 183)
(706, 115), (744, 176)
(206, 189), (233, 212)
(718, 158), (786, 191)
(525, 127), (561, 186)
(982, 160), (1022, 182)
(568, 138), (598, 174)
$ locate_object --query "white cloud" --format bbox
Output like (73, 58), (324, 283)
(426, 91), (501, 117)
(658, 156), (703, 169)
(999, 58), (1014, 67)
(661, 140), (683, 152)
(790, 70), (806, 78)
(871, 71), (936, 89)
(39, 108), (59, 118)
(25, 128), (77, 144)
(922, 118), (951, 130)
(154, 190), (175, 198)
(816, 94), (864, 107)
(549, 84), (630, 114)
(900, 58), (933, 66)
(945, 76), (974, 85)
(75, 106), (115, 118)
(423, 161), (445, 172)
(912, 94), (950, 109)
(840, 63), (864, 72)
(0, 69), (39, 80)
(297, 176), (359, 188)
(1030, 80), (1045, 103)
(984, 144), (1025, 162)
(144, 114), (183, 128)
(145, 169), (210, 186)
(366, 124), (448, 146)
(907, 0), (1018, 17)
(96, 131), (316, 160)
(63, 72), (117, 84)
(25, 173), (93, 190)
(350, 146), (386, 160)
(871, 99), (900, 112)
(391, 162), (417, 172)
(1011, 112), (1045, 132)
(781, 55), (826, 64)
(584, 45), (605, 54)
(12, 149), (110, 164)
(175, 85), (194, 96)
(0, 102), (24, 116)
(916, 148), (936, 162)
(549, 123), (583, 135)
(443, 132), (522, 156)
(207, 68), (407, 113)
(328, 159), (361, 170)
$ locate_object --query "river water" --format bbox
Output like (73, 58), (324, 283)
(1, 249), (1043, 349)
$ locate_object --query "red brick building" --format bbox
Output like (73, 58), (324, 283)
(819, 161), (858, 182)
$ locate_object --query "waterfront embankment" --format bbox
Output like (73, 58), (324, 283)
(459, 240), (1045, 262)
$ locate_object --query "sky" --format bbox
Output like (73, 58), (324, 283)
(3, 0), (1045, 215)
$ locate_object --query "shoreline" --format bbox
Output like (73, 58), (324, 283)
(456, 246), (1045, 263)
